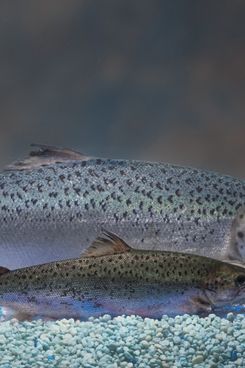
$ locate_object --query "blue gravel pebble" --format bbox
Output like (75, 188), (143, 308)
(230, 350), (238, 361)
(0, 313), (244, 367)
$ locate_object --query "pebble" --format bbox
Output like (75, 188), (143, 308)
(0, 313), (243, 367)
(192, 355), (204, 364)
(62, 333), (74, 345)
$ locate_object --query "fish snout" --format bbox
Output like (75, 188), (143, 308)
(205, 273), (245, 307)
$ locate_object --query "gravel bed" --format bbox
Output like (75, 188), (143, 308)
(0, 313), (244, 367)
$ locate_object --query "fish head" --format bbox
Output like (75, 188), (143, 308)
(203, 262), (245, 309)
(227, 207), (245, 263)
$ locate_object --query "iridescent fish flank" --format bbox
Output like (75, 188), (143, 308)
(0, 232), (245, 321)
(1, 144), (245, 269)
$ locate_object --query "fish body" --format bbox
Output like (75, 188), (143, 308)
(1, 145), (245, 269)
(0, 232), (245, 321)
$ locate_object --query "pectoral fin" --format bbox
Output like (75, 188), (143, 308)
(190, 296), (212, 315)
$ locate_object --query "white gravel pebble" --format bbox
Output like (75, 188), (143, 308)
(0, 313), (244, 367)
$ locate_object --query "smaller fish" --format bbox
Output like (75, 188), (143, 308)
(0, 232), (245, 321)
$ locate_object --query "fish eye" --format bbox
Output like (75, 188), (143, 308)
(235, 275), (245, 287)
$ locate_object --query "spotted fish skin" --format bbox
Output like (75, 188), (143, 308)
(0, 234), (245, 321)
(1, 148), (245, 268)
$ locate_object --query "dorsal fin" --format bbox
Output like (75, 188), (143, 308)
(0, 267), (10, 275)
(83, 231), (132, 257)
(6, 144), (91, 171)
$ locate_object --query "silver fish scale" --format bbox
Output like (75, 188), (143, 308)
(0, 158), (244, 268)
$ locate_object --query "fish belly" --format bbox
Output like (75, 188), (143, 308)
(0, 215), (233, 269)
(0, 284), (208, 321)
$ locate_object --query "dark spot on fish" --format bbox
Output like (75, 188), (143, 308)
(73, 186), (81, 195)
(135, 186), (140, 193)
(185, 178), (192, 185)
(88, 168), (99, 177)
(82, 190), (89, 199)
(194, 217), (200, 225)
(160, 168), (167, 174)
(237, 231), (244, 239)
(97, 184), (104, 192)
(59, 174), (65, 182)
(109, 178), (117, 185)
(126, 199), (132, 206)
(17, 192), (23, 200)
(146, 191), (153, 199)
(45, 176), (52, 185)
(167, 195), (173, 203)
(167, 177), (173, 185)
(74, 171), (81, 178)
(130, 165), (136, 171)
(110, 192), (116, 200)
(196, 186), (203, 193)
(49, 192), (58, 198)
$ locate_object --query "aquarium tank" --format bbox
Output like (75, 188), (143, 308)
(0, 1), (244, 367)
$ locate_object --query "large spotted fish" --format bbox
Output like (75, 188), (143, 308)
(0, 232), (245, 321)
(1, 144), (245, 269)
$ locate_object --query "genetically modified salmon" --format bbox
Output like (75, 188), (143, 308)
(0, 232), (245, 321)
(1, 144), (245, 269)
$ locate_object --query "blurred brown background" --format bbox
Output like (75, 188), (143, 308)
(0, 1), (245, 177)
